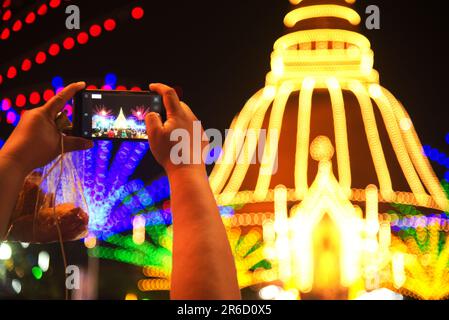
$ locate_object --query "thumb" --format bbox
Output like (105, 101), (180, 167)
(145, 112), (163, 141)
(63, 136), (94, 153)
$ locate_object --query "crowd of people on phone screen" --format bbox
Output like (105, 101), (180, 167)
(92, 127), (148, 139)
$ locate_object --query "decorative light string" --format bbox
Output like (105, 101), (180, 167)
(0, 5), (144, 86)
(0, 0), (62, 43)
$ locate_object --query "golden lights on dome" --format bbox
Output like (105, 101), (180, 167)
(206, 0), (449, 299)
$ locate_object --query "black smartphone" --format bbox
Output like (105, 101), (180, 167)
(73, 90), (165, 141)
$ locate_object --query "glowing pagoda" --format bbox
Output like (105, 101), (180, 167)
(209, 0), (449, 299)
(114, 108), (128, 129)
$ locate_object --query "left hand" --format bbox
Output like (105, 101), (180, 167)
(0, 82), (93, 176)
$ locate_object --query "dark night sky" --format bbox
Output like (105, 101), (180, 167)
(1, 0), (449, 167)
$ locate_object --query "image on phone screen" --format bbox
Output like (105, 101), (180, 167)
(74, 90), (163, 141)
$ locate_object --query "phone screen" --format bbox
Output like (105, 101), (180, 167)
(74, 90), (163, 141)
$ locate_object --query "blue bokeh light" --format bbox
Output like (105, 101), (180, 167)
(51, 76), (64, 89)
(105, 73), (117, 88)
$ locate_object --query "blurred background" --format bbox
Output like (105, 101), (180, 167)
(0, 0), (448, 299)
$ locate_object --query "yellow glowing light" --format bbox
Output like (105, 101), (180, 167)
(125, 293), (138, 300)
(327, 78), (351, 195)
(255, 84), (293, 201)
(294, 78), (315, 199)
(392, 253), (406, 289)
(366, 185), (380, 236)
(368, 84), (382, 99)
(390, 225), (449, 300)
(274, 29), (370, 52)
(132, 216), (146, 245)
(138, 279), (170, 292)
(210, 91), (264, 195)
(274, 185), (291, 283)
(207, 0), (449, 300)
(348, 81), (393, 199)
(310, 136), (334, 162)
(220, 96), (274, 204)
(284, 5), (361, 27)
(289, 1), (358, 7)
(84, 234), (97, 249)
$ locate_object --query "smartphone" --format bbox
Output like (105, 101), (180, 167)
(73, 90), (165, 141)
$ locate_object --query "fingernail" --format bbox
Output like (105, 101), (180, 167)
(78, 81), (86, 87)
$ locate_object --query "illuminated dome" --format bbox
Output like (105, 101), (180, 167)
(209, 0), (449, 298)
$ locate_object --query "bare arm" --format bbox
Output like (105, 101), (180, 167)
(0, 157), (28, 237)
(146, 83), (240, 300)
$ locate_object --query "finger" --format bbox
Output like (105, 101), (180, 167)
(180, 101), (198, 121)
(145, 112), (163, 141)
(43, 82), (86, 119)
(149, 83), (181, 117)
(62, 136), (94, 153)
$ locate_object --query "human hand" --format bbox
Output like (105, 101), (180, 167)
(7, 204), (89, 243)
(0, 82), (93, 176)
(145, 83), (208, 175)
(4, 172), (89, 243)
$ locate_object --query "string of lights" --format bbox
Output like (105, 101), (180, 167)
(0, 1), (62, 42)
(0, 5), (144, 87)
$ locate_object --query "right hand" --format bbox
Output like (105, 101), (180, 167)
(145, 83), (208, 175)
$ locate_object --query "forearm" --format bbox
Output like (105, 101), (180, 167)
(168, 167), (241, 300)
(0, 154), (28, 238)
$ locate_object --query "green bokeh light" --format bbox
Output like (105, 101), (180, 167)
(32, 266), (43, 280)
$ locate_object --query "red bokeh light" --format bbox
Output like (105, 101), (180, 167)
(104, 19), (116, 31)
(2, 98), (11, 111)
(2, 9), (11, 21)
(25, 12), (36, 24)
(49, 0), (61, 8)
(12, 20), (22, 32)
(37, 4), (48, 16)
(7, 66), (17, 79)
(48, 43), (60, 56)
(87, 85), (98, 90)
(77, 32), (89, 45)
(21, 59), (32, 71)
(43, 89), (55, 101)
(63, 37), (75, 50)
(89, 24), (102, 37)
(35, 51), (47, 64)
(2, 0), (11, 8)
(131, 87), (142, 91)
(63, 105), (73, 117)
(116, 85), (127, 91)
(162, 200), (170, 212)
(16, 94), (26, 107)
(0, 75), (3, 85)
(131, 7), (144, 20)
(29, 92), (41, 105)
(0, 27), (10, 40)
